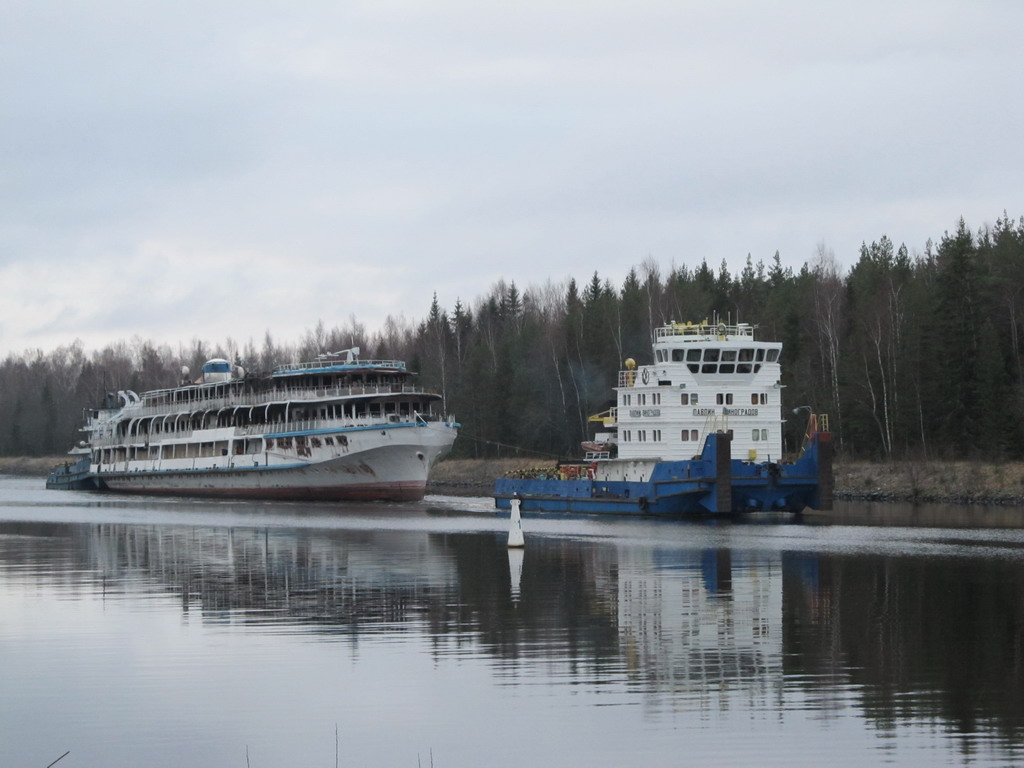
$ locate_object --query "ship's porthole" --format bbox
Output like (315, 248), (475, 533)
(416, 452), (425, 461)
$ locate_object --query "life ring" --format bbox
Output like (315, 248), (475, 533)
(638, 496), (649, 512)
(641, 368), (649, 385)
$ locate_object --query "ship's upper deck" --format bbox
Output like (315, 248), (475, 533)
(273, 359), (407, 377)
(654, 321), (759, 343)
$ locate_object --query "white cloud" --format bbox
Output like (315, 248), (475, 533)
(1, 0), (1022, 356)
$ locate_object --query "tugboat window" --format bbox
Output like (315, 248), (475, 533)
(686, 349), (701, 362)
(704, 348), (720, 362)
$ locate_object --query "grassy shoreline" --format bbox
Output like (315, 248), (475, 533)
(5, 455), (1024, 506)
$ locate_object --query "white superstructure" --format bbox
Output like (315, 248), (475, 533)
(80, 350), (458, 501)
(611, 321), (784, 463)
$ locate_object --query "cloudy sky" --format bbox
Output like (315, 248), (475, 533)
(2, 0), (1021, 356)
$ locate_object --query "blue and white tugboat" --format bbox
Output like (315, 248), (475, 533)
(48, 348), (458, 501)
(494, 320), (832, 516)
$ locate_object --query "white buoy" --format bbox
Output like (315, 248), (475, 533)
(507, 497), (525, 548)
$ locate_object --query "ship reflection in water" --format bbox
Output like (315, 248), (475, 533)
(1, 491), (1023, 767)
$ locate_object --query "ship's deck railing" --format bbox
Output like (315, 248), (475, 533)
(88, 412), (445, 447)
(273, 359), (407, 374)
(128, 383), (431, 419)
(655, 322), (755, 341)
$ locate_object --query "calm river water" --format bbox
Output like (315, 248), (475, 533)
(2, 475), (1023, 767)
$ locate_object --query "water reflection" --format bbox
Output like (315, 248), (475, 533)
(783, 552), (1024, 749)
(2, 501), (1024, 765)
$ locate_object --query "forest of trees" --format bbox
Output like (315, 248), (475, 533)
(3, 213), (1023, 463)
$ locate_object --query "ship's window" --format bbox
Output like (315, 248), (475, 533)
(681, 430), (688, 441)
(624, 394), (631, 406)
(766, 349), (779, 362)
(703, 348), (720, 362)
(756, 349), (765, 361)
(701, 364), (717, 374)
(325, 437), (334, 445)
(638, 394), (646, 405)
(686, 349), (701, 362)
(672, 349), (685, 361)
(688, 364), (700, 373)
(752, 429), (760, 441)
(739, 348), (755, 362)
(681, 393), (689, 405)
(737, 364), (752, 374)
(716, 393), (732, 405)
(691, 393), (699, 404)
(761, 429), (768, 440)
(652, 393), (661, 405)
(719, 364), (735, 374)
(760, 393), (768, 404)
(721, 349), (737, 362)
(754, 364), (761, 373)
(716, 393), (723, 405)
(653, 429), (661, 442)
(691, 429), (699, 441)
(751, 394), (758, 405)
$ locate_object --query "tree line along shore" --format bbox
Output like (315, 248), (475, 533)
(4, 455), (1024, 506)
(2, 212), (1023, 469)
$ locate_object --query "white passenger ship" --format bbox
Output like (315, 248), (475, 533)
(71, 349), (458, 501)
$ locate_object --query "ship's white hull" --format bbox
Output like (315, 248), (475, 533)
(97, 423), (457, 502)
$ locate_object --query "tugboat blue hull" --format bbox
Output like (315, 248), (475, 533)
(494, 432), (832, 517)
(45, 456), (102, 491)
